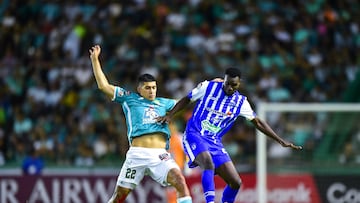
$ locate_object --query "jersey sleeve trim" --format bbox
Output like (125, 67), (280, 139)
(188, 80), (209, 102)
(111, 86), (119, 101)
(239, 97), (257, 120)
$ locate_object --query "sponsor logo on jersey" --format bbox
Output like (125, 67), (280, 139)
(205, 107), (229, 117)
(201, 120), (221, 133)
(117, 90), (124, 97)
(211, 116), (221, 123)
(117, 90), (130, 97)
(143, 107), (159, 124)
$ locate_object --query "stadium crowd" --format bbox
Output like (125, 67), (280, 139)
(0, 0), (359, 170)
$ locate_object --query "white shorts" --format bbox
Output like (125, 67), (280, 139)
(116, 147), (180, 189)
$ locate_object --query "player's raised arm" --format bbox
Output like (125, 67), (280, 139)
(89, 45), (115, 98)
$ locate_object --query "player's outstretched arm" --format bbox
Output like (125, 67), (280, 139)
(251, 117), (302, 150)
(89, 45), (115, 98)
(156, 96), (191, 124)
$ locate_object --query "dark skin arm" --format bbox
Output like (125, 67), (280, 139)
(251, 117), (302, 150)
(158, 81), (301, 150)
(157, 78), (222, 124)
(156, 96), (191, 124)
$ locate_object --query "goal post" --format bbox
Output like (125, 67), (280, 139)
(256, 102), (360, 203)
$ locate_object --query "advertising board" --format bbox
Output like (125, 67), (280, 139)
(0, 172), (359, 203)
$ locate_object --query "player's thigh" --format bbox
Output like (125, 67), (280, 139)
(215, 161), (242, 188)
(166, 167), (187, 188)
(116, 157), (146, 189)
(149, 157), (180, 186)
(194, 151), (214, 169)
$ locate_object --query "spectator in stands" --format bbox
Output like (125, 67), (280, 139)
(22, 147), (44, 175)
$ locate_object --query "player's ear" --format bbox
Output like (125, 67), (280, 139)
(137, 83), (142, 93)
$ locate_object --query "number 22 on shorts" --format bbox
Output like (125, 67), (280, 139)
(125, 168), (136, 179)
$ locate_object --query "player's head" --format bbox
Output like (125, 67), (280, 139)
(137, 74), (157, 101)
(223, 68), (241, 95)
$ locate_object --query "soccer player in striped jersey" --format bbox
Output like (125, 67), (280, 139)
(157, 68), (302, 203)
(90, 45), (192, 203)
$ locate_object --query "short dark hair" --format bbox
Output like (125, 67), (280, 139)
(225, 68), (241, 78)
(138, 74), (156, 84)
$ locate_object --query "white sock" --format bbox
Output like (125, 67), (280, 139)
(177, 196), (192, 203)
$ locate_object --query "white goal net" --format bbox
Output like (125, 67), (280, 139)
(256, 103), (360, 203)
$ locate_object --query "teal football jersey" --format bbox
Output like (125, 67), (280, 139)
(112, 86), (176, 149)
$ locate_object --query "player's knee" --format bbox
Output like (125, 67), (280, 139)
(175, 173), (187, 186)
(178, 173), (188, 186)
(168, 169), (191, 195)
(204, 161), (214, 169)
(168, 169), (186, 185)
(108, 187), (130, 203)
(229, 178), (242, 189)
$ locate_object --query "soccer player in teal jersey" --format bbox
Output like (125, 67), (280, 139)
(157, 68), (302, 203)
(90, 45), (192, 203)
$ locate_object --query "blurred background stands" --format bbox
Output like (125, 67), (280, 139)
(0, 0), (359, 172)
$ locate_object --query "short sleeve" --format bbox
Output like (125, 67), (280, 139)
(188, 80), (209, 102)
(166, 99), (177, 111)
(239, 97), (257, 120)
(112, 86), (131, 103)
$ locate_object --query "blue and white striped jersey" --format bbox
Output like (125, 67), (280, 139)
(186, 80), (256, 140)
